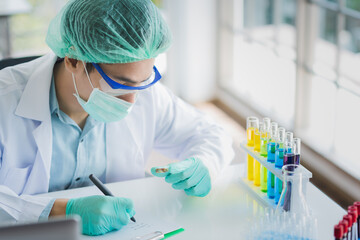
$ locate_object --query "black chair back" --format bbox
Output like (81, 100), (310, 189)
(0, 56), (40, 70)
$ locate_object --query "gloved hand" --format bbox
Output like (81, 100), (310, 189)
(66, 195), (135, 236)
(151, 157), (211, 197)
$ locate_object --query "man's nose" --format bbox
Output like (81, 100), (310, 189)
(117, 92), (137, 103)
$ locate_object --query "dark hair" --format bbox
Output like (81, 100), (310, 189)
(86, 62), (94, 73)
(57, 57), (94, 73)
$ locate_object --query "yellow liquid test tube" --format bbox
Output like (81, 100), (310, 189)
(246, 117), (259, 181)
(253, 123), (262, 186)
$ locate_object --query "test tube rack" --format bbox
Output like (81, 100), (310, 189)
(239, 141), (313, 209)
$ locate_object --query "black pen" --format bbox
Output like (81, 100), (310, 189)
(89, 174), (136, 222)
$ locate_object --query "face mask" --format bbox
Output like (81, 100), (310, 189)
(72, 62), (136, 123)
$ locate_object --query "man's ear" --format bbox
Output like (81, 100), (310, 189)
(64, 56), (84, 75)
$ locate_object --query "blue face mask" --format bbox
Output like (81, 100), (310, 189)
(72, 63), (135, 123)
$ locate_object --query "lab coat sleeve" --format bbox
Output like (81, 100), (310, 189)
(0, 185), (54, 223)
(152, 84), (234, 181)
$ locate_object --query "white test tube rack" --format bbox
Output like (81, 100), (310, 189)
(239, 141), (313, 209)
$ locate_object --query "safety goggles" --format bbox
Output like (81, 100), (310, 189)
(92, 63), (162, 96)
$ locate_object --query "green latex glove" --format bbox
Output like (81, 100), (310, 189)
(66, 195), (135, 236)
(151, 157), (211, 197)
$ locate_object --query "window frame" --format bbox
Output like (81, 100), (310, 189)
(216, 0), (360, 207)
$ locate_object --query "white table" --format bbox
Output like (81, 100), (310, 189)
(38, 164), (345, 240)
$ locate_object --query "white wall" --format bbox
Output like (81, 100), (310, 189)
(163, 0), (218, 103)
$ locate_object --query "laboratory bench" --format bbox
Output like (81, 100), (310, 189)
(38, 163), (345, 239)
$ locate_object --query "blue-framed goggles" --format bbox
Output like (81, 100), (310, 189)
(92, 63), (161, 91)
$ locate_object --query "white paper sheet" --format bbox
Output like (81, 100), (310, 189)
(80, 215), (181, 240)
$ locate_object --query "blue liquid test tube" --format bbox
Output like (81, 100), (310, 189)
(274, 150), (284, 204)
(267, 142), (276, 199)
(266, 122), (278, 199)
(274, 127), (285, 204)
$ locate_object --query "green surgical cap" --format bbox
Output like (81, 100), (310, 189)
(46, 0), (172, 63)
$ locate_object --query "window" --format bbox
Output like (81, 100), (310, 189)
(218, 0), (360, 180)
(10, 0), (68, 57)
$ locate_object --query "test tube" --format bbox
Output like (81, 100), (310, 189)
(260, 121), (269, 157)
(254, 122), (262, 153)
(274, 127), (286, 204)
(283, 132), (294, 166)
(354, 202), (360, 239)
(267, 122), (278, 199)
(348, 208), (358, 240)
(260, 121), (269, 191)
(293, 138), (301, 165)
(284, 132), (293, 153)
(254, 123), (263, 186)
(339, 220), (349, 240)
(260, 163), (268, 192)
(343, 215), (353, 240)
(247, 117), (259, 181)
(334, 224), (344, 240)
(275, 128), (286, 168)
(267, 122), (278, 163)
(263, 117), (271, 134)
(260, 117), (271, 192)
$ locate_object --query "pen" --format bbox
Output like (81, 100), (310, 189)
(89, 174), (136, 222)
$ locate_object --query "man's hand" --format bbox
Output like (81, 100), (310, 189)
(57, 195), (135, 236)
(151, 157), (211, 197)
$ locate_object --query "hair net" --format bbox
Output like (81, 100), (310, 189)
(46, 0), (172, 63)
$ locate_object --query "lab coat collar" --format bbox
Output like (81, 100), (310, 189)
(15, 52), (58, 121)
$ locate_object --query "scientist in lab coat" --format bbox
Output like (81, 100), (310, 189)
(0, 0), (233, 236)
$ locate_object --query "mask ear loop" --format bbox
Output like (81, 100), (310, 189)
(82, 61), (95, 89)
(72, 61), (94, 97)
(72, 73), (80, 97)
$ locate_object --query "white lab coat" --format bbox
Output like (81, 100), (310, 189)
(0, 52), (234, 223)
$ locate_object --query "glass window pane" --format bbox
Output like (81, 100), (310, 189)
(243, 0), (274, 42)
(232, 37), (295, 127)
(339, 77), (360, 97)
(10, 0), (68, 57)
(342, 15), (360, 53)
(279, 0), (296, 45)
(282, 0), (296, 26)
(313, 8), (337, 81)
(244, 0), (274, 28)
(276, 0), (296, 59)
(334, 89), (360, 179)
(346, 0), (360, 12)
(299, 76), (336, 152)
(339, 15), (360, 93)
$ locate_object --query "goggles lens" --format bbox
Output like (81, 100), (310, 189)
(92, 63), (161, 94)
(99, 72), (155, 96)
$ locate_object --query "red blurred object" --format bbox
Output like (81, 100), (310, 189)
(339, 219), (349, 233)
(349, 206), (358, 215)
(334, 224), (343, 239)
(348, 210), (357, 223)
(344, 214), (353, 226)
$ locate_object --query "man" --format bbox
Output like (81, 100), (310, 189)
(0, 0), (233, 236)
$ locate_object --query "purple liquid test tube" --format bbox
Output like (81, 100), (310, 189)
(293, 138), (301, 165)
